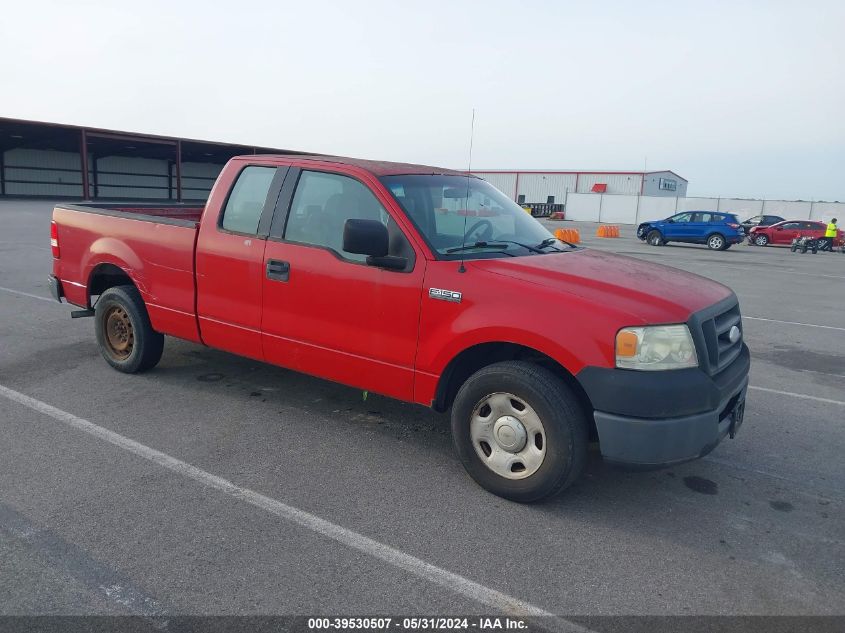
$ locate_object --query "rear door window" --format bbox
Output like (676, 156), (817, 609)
(221, 166), (277, 235)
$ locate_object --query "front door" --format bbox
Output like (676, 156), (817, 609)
(663, 212), (695, 241)
(772, 221), (801, 244)
(260, 168), (425, 400)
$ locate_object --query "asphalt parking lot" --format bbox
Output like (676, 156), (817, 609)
(1, 200), (843, 621)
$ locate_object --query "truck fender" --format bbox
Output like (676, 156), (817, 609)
(83, 237), (147, 302)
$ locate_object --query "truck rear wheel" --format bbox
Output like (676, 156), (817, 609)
(95, 285), (164, 373)
(451, 361), (588, 503)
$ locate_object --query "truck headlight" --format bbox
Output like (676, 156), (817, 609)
(616, 325), (698, 370)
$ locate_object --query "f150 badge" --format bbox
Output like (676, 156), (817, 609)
(429, 288), (462, 303)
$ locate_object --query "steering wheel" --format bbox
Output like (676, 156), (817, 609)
(464, 219), (494, 243)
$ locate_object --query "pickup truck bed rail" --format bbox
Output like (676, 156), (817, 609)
(55, 202), (204, 227)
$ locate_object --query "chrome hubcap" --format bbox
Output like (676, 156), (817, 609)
(470, 392), (546, 480)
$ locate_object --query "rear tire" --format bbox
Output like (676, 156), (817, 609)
(94, 285), (164, 373)
(707, 233), (727, 250)
(646, 230), (664, 246)
(451, 361), (588, 503)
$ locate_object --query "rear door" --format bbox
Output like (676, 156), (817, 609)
(801, 222), (825, 239)
(260, 167), (426, 400)
(195, 163), (288, 360)
(690, 212), (718, 241)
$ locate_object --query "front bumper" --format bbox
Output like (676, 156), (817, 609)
(48, 274), (64, 303)
(592, 375), (747, 468)
(578, 343), (751, 468)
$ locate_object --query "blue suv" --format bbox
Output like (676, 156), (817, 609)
(636, 211), (745, 250)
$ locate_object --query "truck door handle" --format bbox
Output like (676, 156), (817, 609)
(266, 259), (290, 282)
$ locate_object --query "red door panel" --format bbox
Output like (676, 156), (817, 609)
(261, 243), (425, 400)
(196, 233), (266, 359)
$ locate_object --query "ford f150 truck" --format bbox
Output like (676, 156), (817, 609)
(49, 154), (750, 502)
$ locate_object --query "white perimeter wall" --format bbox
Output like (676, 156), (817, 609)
(565, 193), (845, 225)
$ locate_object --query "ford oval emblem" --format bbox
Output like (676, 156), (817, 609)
(729, 325), (741, 344)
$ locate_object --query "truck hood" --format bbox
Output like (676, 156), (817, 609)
(469, 249), (733, 324)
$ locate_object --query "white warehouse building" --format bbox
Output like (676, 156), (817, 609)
(471, 169), (688, 205)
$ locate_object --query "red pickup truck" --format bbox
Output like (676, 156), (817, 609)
(49, 154), (750, 502)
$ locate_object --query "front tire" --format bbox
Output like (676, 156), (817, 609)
(707, 233), (727, 250)
(95, 285), (164, 373)
(754, 234), (769, 246)
(451, 361), (588, 503)
(646, 230), (664, 246)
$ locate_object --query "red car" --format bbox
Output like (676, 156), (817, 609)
(48, 154), (750, 502)
(748, 219), (843, 247)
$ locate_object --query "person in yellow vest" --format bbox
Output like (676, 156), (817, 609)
(821, 218), (838, 251)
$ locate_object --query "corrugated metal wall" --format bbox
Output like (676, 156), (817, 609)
(3, 148), (83, 197)
(178, 162), (224, 200)
(576, 173), (643, 194)
(516, 173), (577, 203)
(93, 156), (170, 199)
(642, 171), (689, 197)
(472, 172), (517, 199)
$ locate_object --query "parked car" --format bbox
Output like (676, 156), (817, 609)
(747, 220), (843, 247)
(636, 211), (745, 250)
(741, 214), (784, 231)
(49, 154), (749, 503)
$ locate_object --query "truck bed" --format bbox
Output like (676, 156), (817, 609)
(56, 202), (204, 226)
(52, 202), (203, 343)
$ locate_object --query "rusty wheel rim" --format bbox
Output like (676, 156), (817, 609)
(104, 306), (134, 360)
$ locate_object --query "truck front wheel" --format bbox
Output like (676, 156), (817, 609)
(94, 285), (164, 373)
(451, 361), (588, 502)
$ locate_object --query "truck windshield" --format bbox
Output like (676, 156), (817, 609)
(380, 175), (563, 258)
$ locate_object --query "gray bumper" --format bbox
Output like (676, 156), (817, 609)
(594, 376), (748, 468)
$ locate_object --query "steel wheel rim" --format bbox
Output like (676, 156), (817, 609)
(709, 235), (724, 249)
(104, 306), (134, 360)
(470, 392), (547, 480)
(755, 235), (767, 246)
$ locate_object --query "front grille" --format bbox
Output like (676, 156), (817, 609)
(698, 301), (743, 374)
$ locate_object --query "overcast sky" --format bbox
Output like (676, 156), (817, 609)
(1, 0), (843, 200)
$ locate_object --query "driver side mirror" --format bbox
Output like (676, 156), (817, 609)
(343, 219), (407, 271)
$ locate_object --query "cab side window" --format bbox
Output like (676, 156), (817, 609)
(221, 166), (276, 235)
(285, 171), (390, 262)
(672, 213), (693, 223)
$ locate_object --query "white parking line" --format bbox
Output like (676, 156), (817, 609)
(744, 316), (845, 332)
(0, 383), (592, 631)
(748, 386), (845, 406)
(0, 285), (55, 303)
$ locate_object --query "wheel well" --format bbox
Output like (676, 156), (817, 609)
(433, 342), (596, 438)
(88, 263), (135, 306)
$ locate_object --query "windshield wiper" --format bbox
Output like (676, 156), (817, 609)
(483, 239), (549, 254)
(446, 241), (515, 255)
(536, 237), (572, 250)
